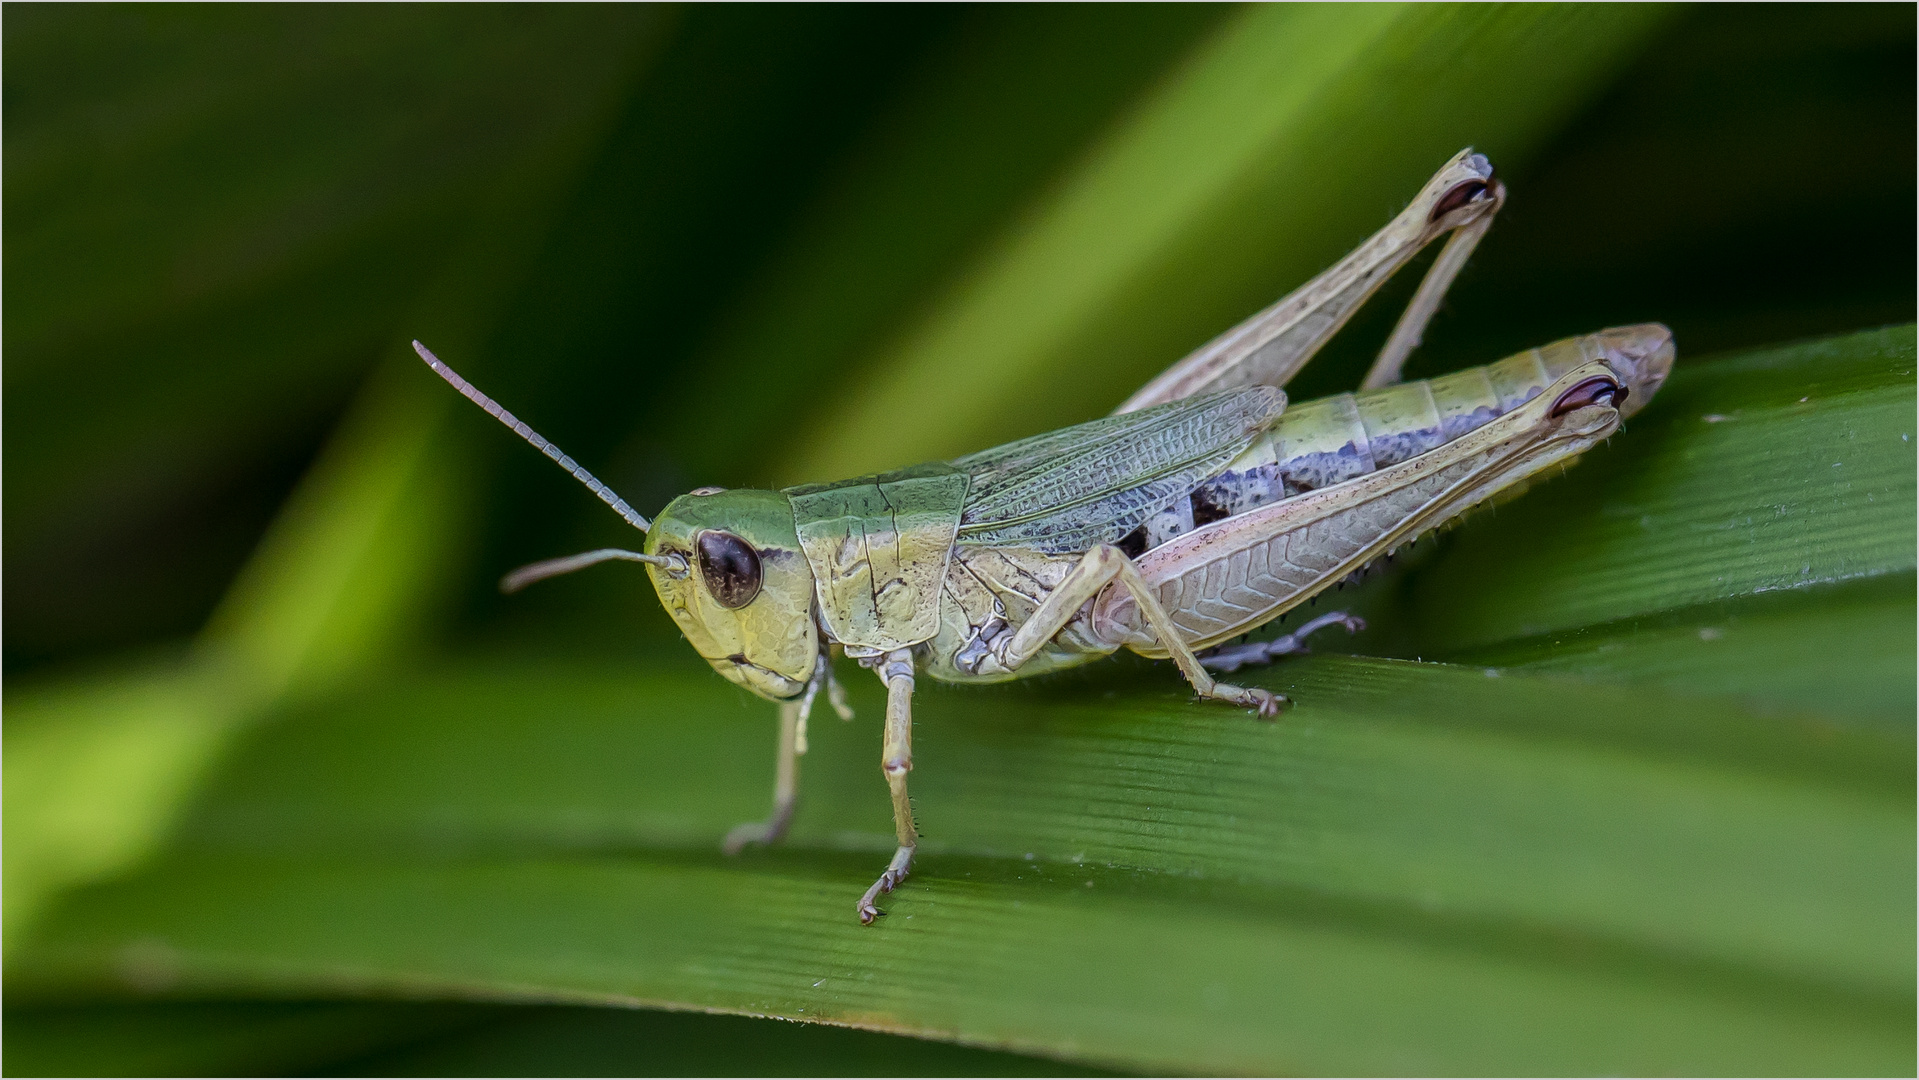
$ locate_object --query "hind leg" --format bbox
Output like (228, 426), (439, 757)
(1116, 150), (1502, 412)
(1199, 612), (1366, 673)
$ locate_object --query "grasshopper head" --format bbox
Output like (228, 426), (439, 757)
(1590, 323), (1675, 419)
(643, 488), (819, 701)
(410, 341), (820, 699)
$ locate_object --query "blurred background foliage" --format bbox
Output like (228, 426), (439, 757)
(3, 3), (1913, 1075)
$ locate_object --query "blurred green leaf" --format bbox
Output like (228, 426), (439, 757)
(781, 3), (1674, 481)
(641, 4), (1229, 487)
(2, 1000), (1104, 1078)
(1406, 3), (1918, 377)
(2, 664), (233, 941)
(3, 6), (670, 940)
(2, 6), (667, 667)
(9, 329), (1911, 1075)
(0, 1001), (476, 1078)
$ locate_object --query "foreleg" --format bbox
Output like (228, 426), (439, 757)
(721, 698), (803, 855)
(723, 653), (847, 854)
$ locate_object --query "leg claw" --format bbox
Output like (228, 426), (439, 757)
(856, 849), (915, 925)
(1203, 681), (1288, 718)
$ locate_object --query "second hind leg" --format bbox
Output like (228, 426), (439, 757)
(1199, 612), (1366, 673)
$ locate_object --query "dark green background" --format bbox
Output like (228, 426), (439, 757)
(8, 4), (1911, 675)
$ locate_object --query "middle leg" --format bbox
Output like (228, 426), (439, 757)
(999, 544), (1282, 717)
(1199, 611), (1366, 673)
(856, 648), (919, 925)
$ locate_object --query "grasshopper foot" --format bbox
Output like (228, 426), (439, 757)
(1200, 612), (1365, 673)
(1205, 682), (1288, 718)
(722, 820), (775, 855)
(722, 798), (795, 855)
(857, 845), (915, 925)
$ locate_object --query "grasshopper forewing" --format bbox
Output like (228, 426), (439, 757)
(417, 148), (1675, 924)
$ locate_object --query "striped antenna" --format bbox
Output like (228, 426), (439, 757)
(414, 340), (651, 533)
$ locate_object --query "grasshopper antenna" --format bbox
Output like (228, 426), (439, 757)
(500, 548), (669, 593)
(414, 340), (684, 584)
(415, 340), (653, 532)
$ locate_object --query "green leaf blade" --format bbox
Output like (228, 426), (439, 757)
(14, 851), (1910, 1077)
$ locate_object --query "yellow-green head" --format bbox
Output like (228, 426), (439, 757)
(412, 341), (821, 702)
(642, 488), (818, 700)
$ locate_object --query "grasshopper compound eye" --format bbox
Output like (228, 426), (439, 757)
(1549, 376), (1627, 417)
(1429, 179), (1491, 222)
(697, 530), (763, 608)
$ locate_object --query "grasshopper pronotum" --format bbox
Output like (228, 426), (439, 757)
(418, 149), (1673, 923)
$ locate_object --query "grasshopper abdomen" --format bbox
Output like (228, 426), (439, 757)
(1168, 328), (1672, 544)
(1098, 326), (1673, 655)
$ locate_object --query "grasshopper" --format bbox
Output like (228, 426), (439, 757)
(417, 149), (1673, 923)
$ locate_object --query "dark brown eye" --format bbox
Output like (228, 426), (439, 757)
(1429, 179), (1489, 222)
(696, 530), (762, 608)
(1549, 376), (1626, 418)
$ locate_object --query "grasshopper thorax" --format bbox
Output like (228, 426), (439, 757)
(644, 488), (818, 701)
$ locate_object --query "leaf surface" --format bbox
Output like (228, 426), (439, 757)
(10, 330), (1913, 1075)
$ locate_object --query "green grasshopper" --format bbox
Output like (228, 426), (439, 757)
(417, 148), (1673, 924)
